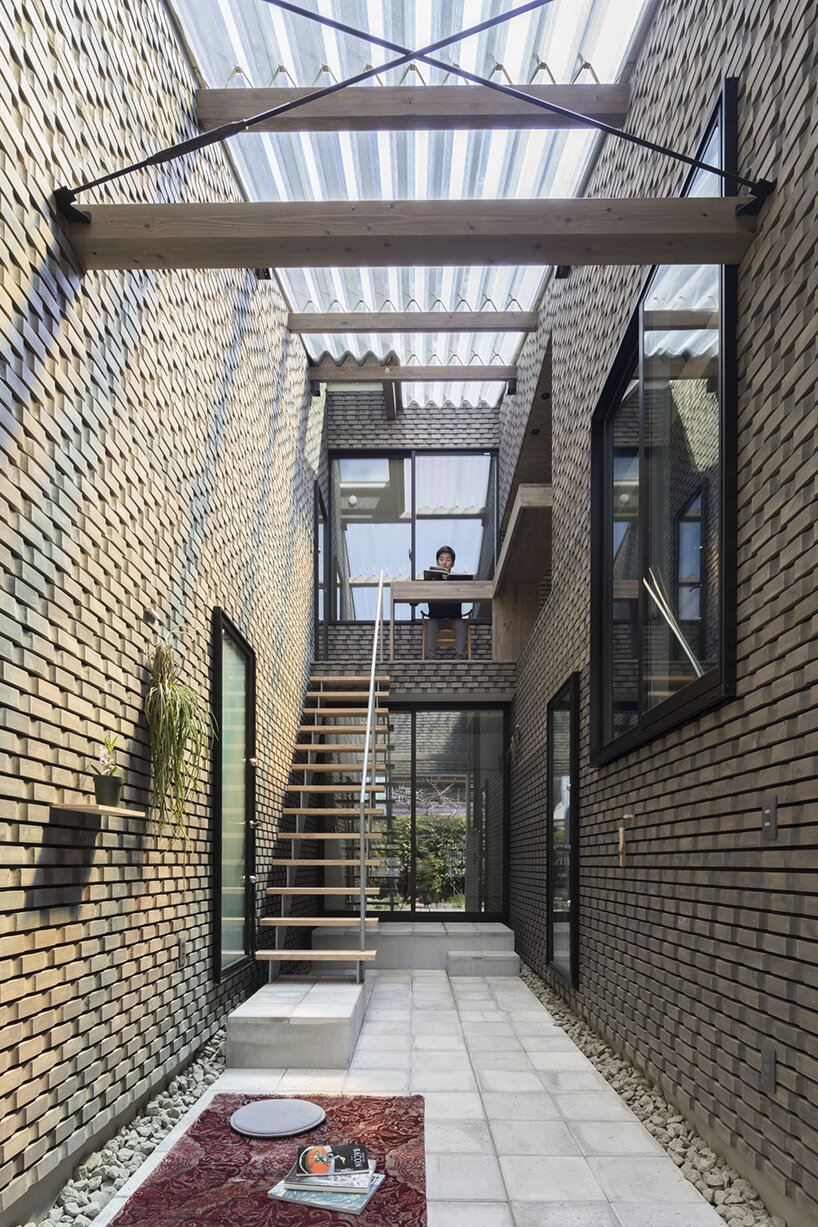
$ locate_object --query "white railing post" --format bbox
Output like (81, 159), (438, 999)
(358, 570), (385, 983)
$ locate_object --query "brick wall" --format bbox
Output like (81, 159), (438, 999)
(313, 656), (516, 703)
(504, 1), (818, 1224)
(326, 389), (499, 450)
(0, 4), (322, 1223)
(325, 622), (493, 663)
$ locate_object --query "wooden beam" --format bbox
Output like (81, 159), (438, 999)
(288, 310), (539, 333)
(309, 363), (516, 384)
(196, 84), (631, 133)
(64, 199), (757, 271)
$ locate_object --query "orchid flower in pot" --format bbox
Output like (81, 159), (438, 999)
(144, 631), (214, 846)
(89, 733), (124, 808)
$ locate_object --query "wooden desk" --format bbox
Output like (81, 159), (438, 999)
(389, 580), (493, 660)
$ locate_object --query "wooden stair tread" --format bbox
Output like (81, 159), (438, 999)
(310, 675), (390, 683)
(306, 690), (390, 699)
(293, 746), (378, 755)
(260, 916), (378, 926)
(271, 858), (380, 866)
(300, 725), (388, 734)
(303, 707), (389, 715)
(267, 887), (380, 895)
(283, 807), (385, 816)
(256, 950), (377, 961)
(284, 785), (380, 795)
(290, 764), (369, 772)
(277, 831), (382, 840)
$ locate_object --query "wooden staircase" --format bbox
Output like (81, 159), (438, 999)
(260, 673), (390, 974)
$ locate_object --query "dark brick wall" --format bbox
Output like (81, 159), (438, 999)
(313, 656), (516, 704)
(504, 1), (818, 1224)
(324, 622), (493, 663)
(326, 389), (499, 450)
(0, 4), (322, 1223)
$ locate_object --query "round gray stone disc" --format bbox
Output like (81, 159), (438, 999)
(229, 1099), (326, 1138)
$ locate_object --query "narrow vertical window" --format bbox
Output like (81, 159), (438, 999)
(547, 674), (579, 987)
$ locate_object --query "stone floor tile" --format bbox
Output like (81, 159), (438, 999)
(470, 1050), (535, 1072)
(501, 1155), (607, 1201)
(481, 1091), (562, 1120)
(422, 1091), (486, 1120)
(275, 1069), (348, 1092)
(476, 1069), (544, 1093)
(342, 1068), (411, 1093)
(589, 1157), (703, 1203)
(349, 1048), (412, 1070)
(538, 1069), (611, 1093)
(354, 1032), (411, 1050)
(529, 1050), (597, 1071)
(555, 1093), (638, 1122)
(519, 1032), (578, 1052)
(570, 1121), (665, 1156)
(425, 1118), (495, 1153)
(426, 1153), (507, 1201)
(411, 1068), (479, 1093)
(465, 1032), (525, 1052)
(490, 1118), (582, 1156)
(513, 1203), (622, 1226)
(413, 1034), (464, 1050)
(411, 1050), (474, 1072)
(427, 1202), (514, 1227)
(611, 1204), (725, 1226)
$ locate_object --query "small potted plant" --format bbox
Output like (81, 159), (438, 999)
(89, 733), (124, 808)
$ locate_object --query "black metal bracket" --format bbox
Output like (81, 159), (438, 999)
(54, 186), (91, 224)
(736, 178), (777, 216)
(554, 266), (571, 280)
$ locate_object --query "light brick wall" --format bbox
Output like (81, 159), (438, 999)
(0, 3), (322, 1223)
(504, 1), (818, 1224)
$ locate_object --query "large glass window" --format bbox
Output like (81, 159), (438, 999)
(547, 674), (579, 986)
(330, 451), (497, 621)
(591, 84), (736, 762)
(212, 610), (256, 981)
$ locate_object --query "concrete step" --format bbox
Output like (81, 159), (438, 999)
(226, 980), (366, 1068)
(447, 949), (521, 977)
(311, 921), (515, 970)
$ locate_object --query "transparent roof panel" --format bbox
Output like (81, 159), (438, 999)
(169, 0), (654, 405)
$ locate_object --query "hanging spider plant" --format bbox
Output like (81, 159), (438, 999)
(144, 632), (215, 845)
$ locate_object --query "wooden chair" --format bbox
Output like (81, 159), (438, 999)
(420, 610), (473, 660)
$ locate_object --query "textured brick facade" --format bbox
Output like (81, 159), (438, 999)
(326, 389), (499, 450)
(0, 4), (321, 1223)
(504, 2), (818, 1224)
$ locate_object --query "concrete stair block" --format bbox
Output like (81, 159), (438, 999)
(226, 981), (366, 1068)
(447, 949), (521, 977)
(312, 921), (516, 970)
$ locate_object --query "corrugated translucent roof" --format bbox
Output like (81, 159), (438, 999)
(169, 0), (654, 405)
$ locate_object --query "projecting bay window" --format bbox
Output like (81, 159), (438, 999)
(590, 82), (737, 762)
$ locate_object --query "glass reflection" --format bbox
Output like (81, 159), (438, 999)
(548, 678), (576, 984)
(220, 634), (247, 975)
(642, 262), (720, 709)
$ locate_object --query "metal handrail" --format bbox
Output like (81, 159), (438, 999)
(357, 570), (385, 982)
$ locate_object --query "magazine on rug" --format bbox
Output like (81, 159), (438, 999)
(283, 1158), (376, 1193)
(268, 1171), (386, 1215)
(297, 1143), (368, 1175)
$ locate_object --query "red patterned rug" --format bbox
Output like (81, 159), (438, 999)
(109, 1093), (426, 1227)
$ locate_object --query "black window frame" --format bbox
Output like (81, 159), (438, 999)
(327, 447), (500, 624)
(211, 607), (257, 984)
(314, 481), (328, 659)
(546, 672), (580, 988)
(590, 78), (738, 765)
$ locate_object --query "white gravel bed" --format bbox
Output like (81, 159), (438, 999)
(520, 964), (786, 1227)
(17, 1033), (226, 1227)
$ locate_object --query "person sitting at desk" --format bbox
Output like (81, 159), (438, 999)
(425, 545), (468, 659)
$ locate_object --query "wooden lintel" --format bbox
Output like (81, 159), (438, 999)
(288, 310), (538, 333)
(309, 364), (516, 384)
(62, 199), (757, 272)
(196, 84), (631, 133)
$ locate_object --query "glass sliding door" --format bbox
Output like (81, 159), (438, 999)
(212, 610), (256, 981)
(366, 707), (505, 917)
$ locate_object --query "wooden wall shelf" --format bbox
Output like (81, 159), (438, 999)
(50, 804), (148, 819)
